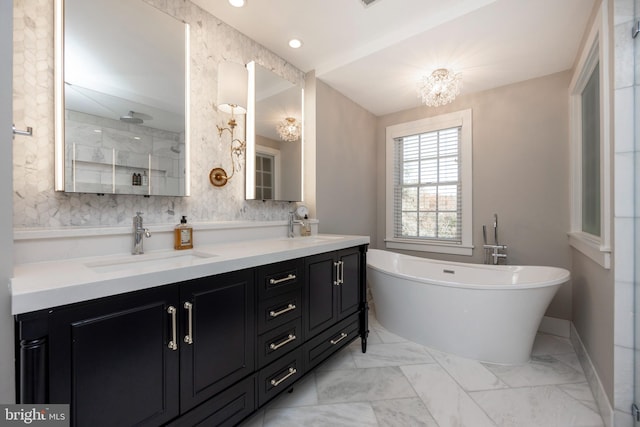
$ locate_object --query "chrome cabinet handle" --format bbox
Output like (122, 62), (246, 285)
(269, 274), (296, 285)
(168, 306), (178, 351)
(269, 334), (296, 351)
(270, 367), (297, 387)
(330, 332), (348, 345)
(269, 303), (296, 318)
(184, 302), (193, 344)
(334, 260), (344, 285)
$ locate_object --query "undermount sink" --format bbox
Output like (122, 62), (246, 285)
(85, 251), (217, 274)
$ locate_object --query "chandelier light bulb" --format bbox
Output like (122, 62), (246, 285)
(417, 68), (462, 107)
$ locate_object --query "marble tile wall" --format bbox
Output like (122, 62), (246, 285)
(12, 0), (305, 228)
(613, 0), (638, 426)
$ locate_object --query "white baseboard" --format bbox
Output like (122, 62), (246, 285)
(538, 315), (571, 337)
(570, 322), (614, 427)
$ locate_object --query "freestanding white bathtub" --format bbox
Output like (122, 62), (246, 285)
(367, 249), (570, 364)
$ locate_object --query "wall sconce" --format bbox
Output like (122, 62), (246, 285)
(276, 117), (301, 142)
(210, 61), (248, 187)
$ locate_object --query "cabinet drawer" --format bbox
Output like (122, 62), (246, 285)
(167, 374), (256, 427)
(257, 318), (303, 368)
(257, 290), (302, 334)
(303, 315), (360, 372)
(257, 347), (304, 407)
(257, 258), (303, 299)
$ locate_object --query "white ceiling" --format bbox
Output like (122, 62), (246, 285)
(192, 0), (596, 116)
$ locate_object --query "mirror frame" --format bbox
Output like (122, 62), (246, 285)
(53, 0), (191, 196)
(245, 61), (304, 202)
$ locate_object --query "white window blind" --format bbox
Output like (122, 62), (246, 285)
(393, 127), (462, 243)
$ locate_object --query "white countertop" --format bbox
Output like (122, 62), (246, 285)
(11, 234), (370, 315)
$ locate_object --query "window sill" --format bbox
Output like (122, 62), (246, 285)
(385, 239), (473, 256)
(568, 231), (611, 269)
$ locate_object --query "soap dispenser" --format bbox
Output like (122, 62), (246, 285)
(174, 216), (193, 250)
(302, 215), (312, 236)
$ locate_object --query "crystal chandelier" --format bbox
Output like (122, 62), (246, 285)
(276, 117), (301, 142)
(417, 68), (462, 107)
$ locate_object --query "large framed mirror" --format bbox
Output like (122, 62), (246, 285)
(54, 0), (190, 196)
(245, 62), (303, 202)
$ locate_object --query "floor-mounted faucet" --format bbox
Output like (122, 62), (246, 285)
(483, 213), (507, 265)
(132, 212), (151, 254)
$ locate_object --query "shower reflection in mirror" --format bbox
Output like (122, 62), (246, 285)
(54, 0), (190, 196)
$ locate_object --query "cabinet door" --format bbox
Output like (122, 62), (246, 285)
(180, 268), (256, 412)
(304, 251), (337, 337)
(49, 285), (180, 427)
(337, 248), (362, 320)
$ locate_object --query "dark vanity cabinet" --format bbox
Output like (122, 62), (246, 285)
(179, 269), (256, 413)
(304, 247), (363, 336)
(15, 245), (367, 427)
(255, 258), (305, 406)
(47, 285), (181, 427)
(303, 247), (367, 370)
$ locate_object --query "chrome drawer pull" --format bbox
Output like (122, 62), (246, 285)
(269, 334), (296, 351)
(270, 367), (297, 387)
(167, 306), (178, 351)
(330, 332), (348, 345)
(269, 303), (296, 318)
(334, 261), (344, 285)
(184, 302), (193, 344)
(269, 274), (296, 285)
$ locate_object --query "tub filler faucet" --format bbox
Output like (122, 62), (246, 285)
(132, 212), (151, 255)
(483, 213), (507, 265)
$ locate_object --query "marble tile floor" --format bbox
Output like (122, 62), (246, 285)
(241, 313), (604, 427)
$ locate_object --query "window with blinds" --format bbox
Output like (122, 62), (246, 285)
(393, 127), (462, 243)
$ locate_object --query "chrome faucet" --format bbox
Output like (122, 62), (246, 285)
(132, 212), (151, 254)
(288, 211), (304, 238)
(483, 213), (507, 265)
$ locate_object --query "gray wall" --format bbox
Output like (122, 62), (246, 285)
(316, 80), (377, 239)
(1, 0), (15, 404)
(572, 250), (614, 404)
(375, 71), (573, 320)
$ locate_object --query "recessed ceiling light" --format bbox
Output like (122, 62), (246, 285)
(229, 0), (245, 7)
(288, 39), (302, 49)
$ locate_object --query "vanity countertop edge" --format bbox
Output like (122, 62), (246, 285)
(11, 234), (370, 315)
